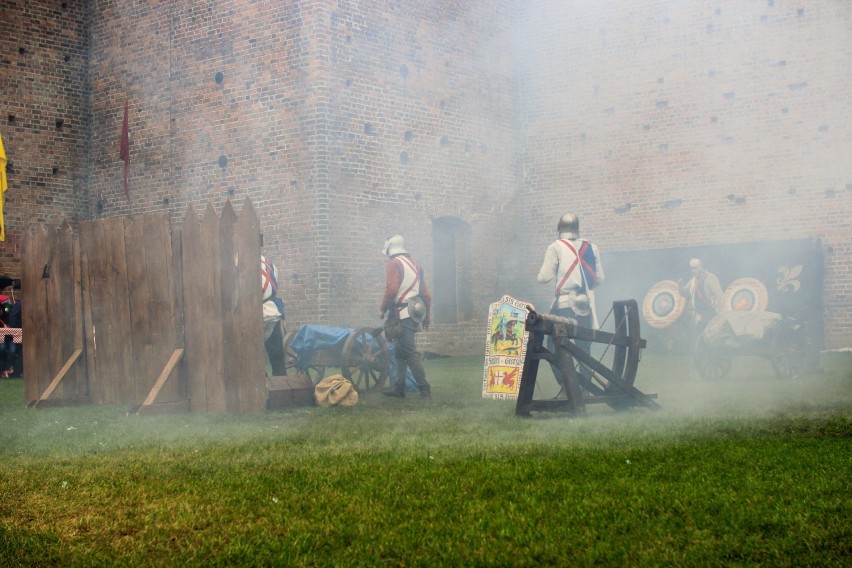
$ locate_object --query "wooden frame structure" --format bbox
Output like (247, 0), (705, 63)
(515, 300), (661, 417)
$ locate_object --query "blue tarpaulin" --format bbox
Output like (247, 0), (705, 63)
(289, 324), (416, 392)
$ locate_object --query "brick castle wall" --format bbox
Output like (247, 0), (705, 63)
(1, 1), (849, 349)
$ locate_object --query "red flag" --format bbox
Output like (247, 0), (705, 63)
(119, 100), (129, 201)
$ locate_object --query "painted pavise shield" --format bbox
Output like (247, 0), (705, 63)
(482, 295), (533, 400)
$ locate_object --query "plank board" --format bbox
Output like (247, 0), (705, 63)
(181, 204), (226, 412)
(80, 217), (134, 405)
(220, 199), (265, 413)
(125, 212), (180, 404)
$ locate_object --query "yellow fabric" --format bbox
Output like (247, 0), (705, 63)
(0, 130), (7, 241)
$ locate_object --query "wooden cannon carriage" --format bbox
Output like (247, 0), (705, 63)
(275, 324), (391, 393)
(515, 300), (661, 417)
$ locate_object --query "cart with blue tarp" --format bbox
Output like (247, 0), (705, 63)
(280, 324), (413, 393)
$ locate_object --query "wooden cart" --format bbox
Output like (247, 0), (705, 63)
(277, 325), (390, 393)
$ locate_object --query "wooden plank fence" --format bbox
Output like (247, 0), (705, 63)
(22, 198), (266, 414)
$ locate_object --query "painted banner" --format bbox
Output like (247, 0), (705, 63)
(595, 239), (824, 352)
(482, 295), (533, 400)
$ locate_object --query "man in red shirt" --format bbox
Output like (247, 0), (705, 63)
(379, 235), (432, 399)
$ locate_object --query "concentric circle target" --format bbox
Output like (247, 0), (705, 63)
(724, 277), (769, 312)
(642, 280), (686, 329)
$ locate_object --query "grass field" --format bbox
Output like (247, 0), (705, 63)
(1, 350), (850, 566)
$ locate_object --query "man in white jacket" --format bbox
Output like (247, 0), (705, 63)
(536, 213), (605, 391)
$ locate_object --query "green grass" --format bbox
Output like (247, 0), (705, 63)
(1, 352), (850, 566)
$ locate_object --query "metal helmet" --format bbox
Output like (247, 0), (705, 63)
(557, 213), (580, 238)
(381, 235), (408, 257)
(407, 296), (427, 323)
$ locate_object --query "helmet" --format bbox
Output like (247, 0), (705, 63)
(557, 213), (580, 238)
(382, 235), (408, 256)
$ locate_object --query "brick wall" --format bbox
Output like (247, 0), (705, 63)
(0, 0), (90, 273)
(512, 0), (851, 348)
(1, 0), (849, 350)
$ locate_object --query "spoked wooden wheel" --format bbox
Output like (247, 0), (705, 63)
(693, 336), (732, 380)
(341, 327), (389, 393)
(770, 327), (807, 380)
(282, 330), (327, 383)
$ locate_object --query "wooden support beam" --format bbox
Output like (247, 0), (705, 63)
(134, 349), (184, 415)
(28, 349), (82, 408)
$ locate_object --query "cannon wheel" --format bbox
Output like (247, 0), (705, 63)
(693, 336), (732, 380)
(770, 326), (808, 380)
(281, 330), (327, 383)
(341, 327), (389, 393)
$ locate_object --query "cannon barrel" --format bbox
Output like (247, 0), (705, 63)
(525, 307), (577, 327)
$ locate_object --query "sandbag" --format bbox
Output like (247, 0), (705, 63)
(314, 374), (359, 407)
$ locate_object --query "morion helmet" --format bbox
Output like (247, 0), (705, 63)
(381, 235), (408, 257)
(557, 213), (580, 238)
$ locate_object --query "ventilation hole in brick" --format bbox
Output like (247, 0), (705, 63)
(56, 119), (64, 130)
(399, 64), (408, 79)
(364, 123), (374, 134)
(218, 155), (228, 168)
(5, 162), (12, 174)
(440, 136), (449, 147)
(19, 47), (26, 55)
(7, 115), (14, 123)
(291, 180), (298, 187)
(163, 196), (170, 205)
(404, 130), (413, 142)
(64, 54), (70, 62)
(215, 71), (224, 85)
(52, 167), (59, 175)
(399, 151), (408, 165)
(227, 188), (235, 196)
(62, 2), (68, 8)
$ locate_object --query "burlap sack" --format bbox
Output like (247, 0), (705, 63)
(314, 374), (359, 407)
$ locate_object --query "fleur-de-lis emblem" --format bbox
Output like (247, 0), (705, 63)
(777, 265), (802, 293)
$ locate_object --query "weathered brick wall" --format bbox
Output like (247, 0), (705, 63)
(84, 0), (329, 324)
(319, 0), (519, 334)
(0, 0), (90, 273)
(1, 0), (850, 351)
(81, 0), (519, 340)
(513, 0), (851, 348)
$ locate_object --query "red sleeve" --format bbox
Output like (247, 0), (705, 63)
(379, 259), (403, 315)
